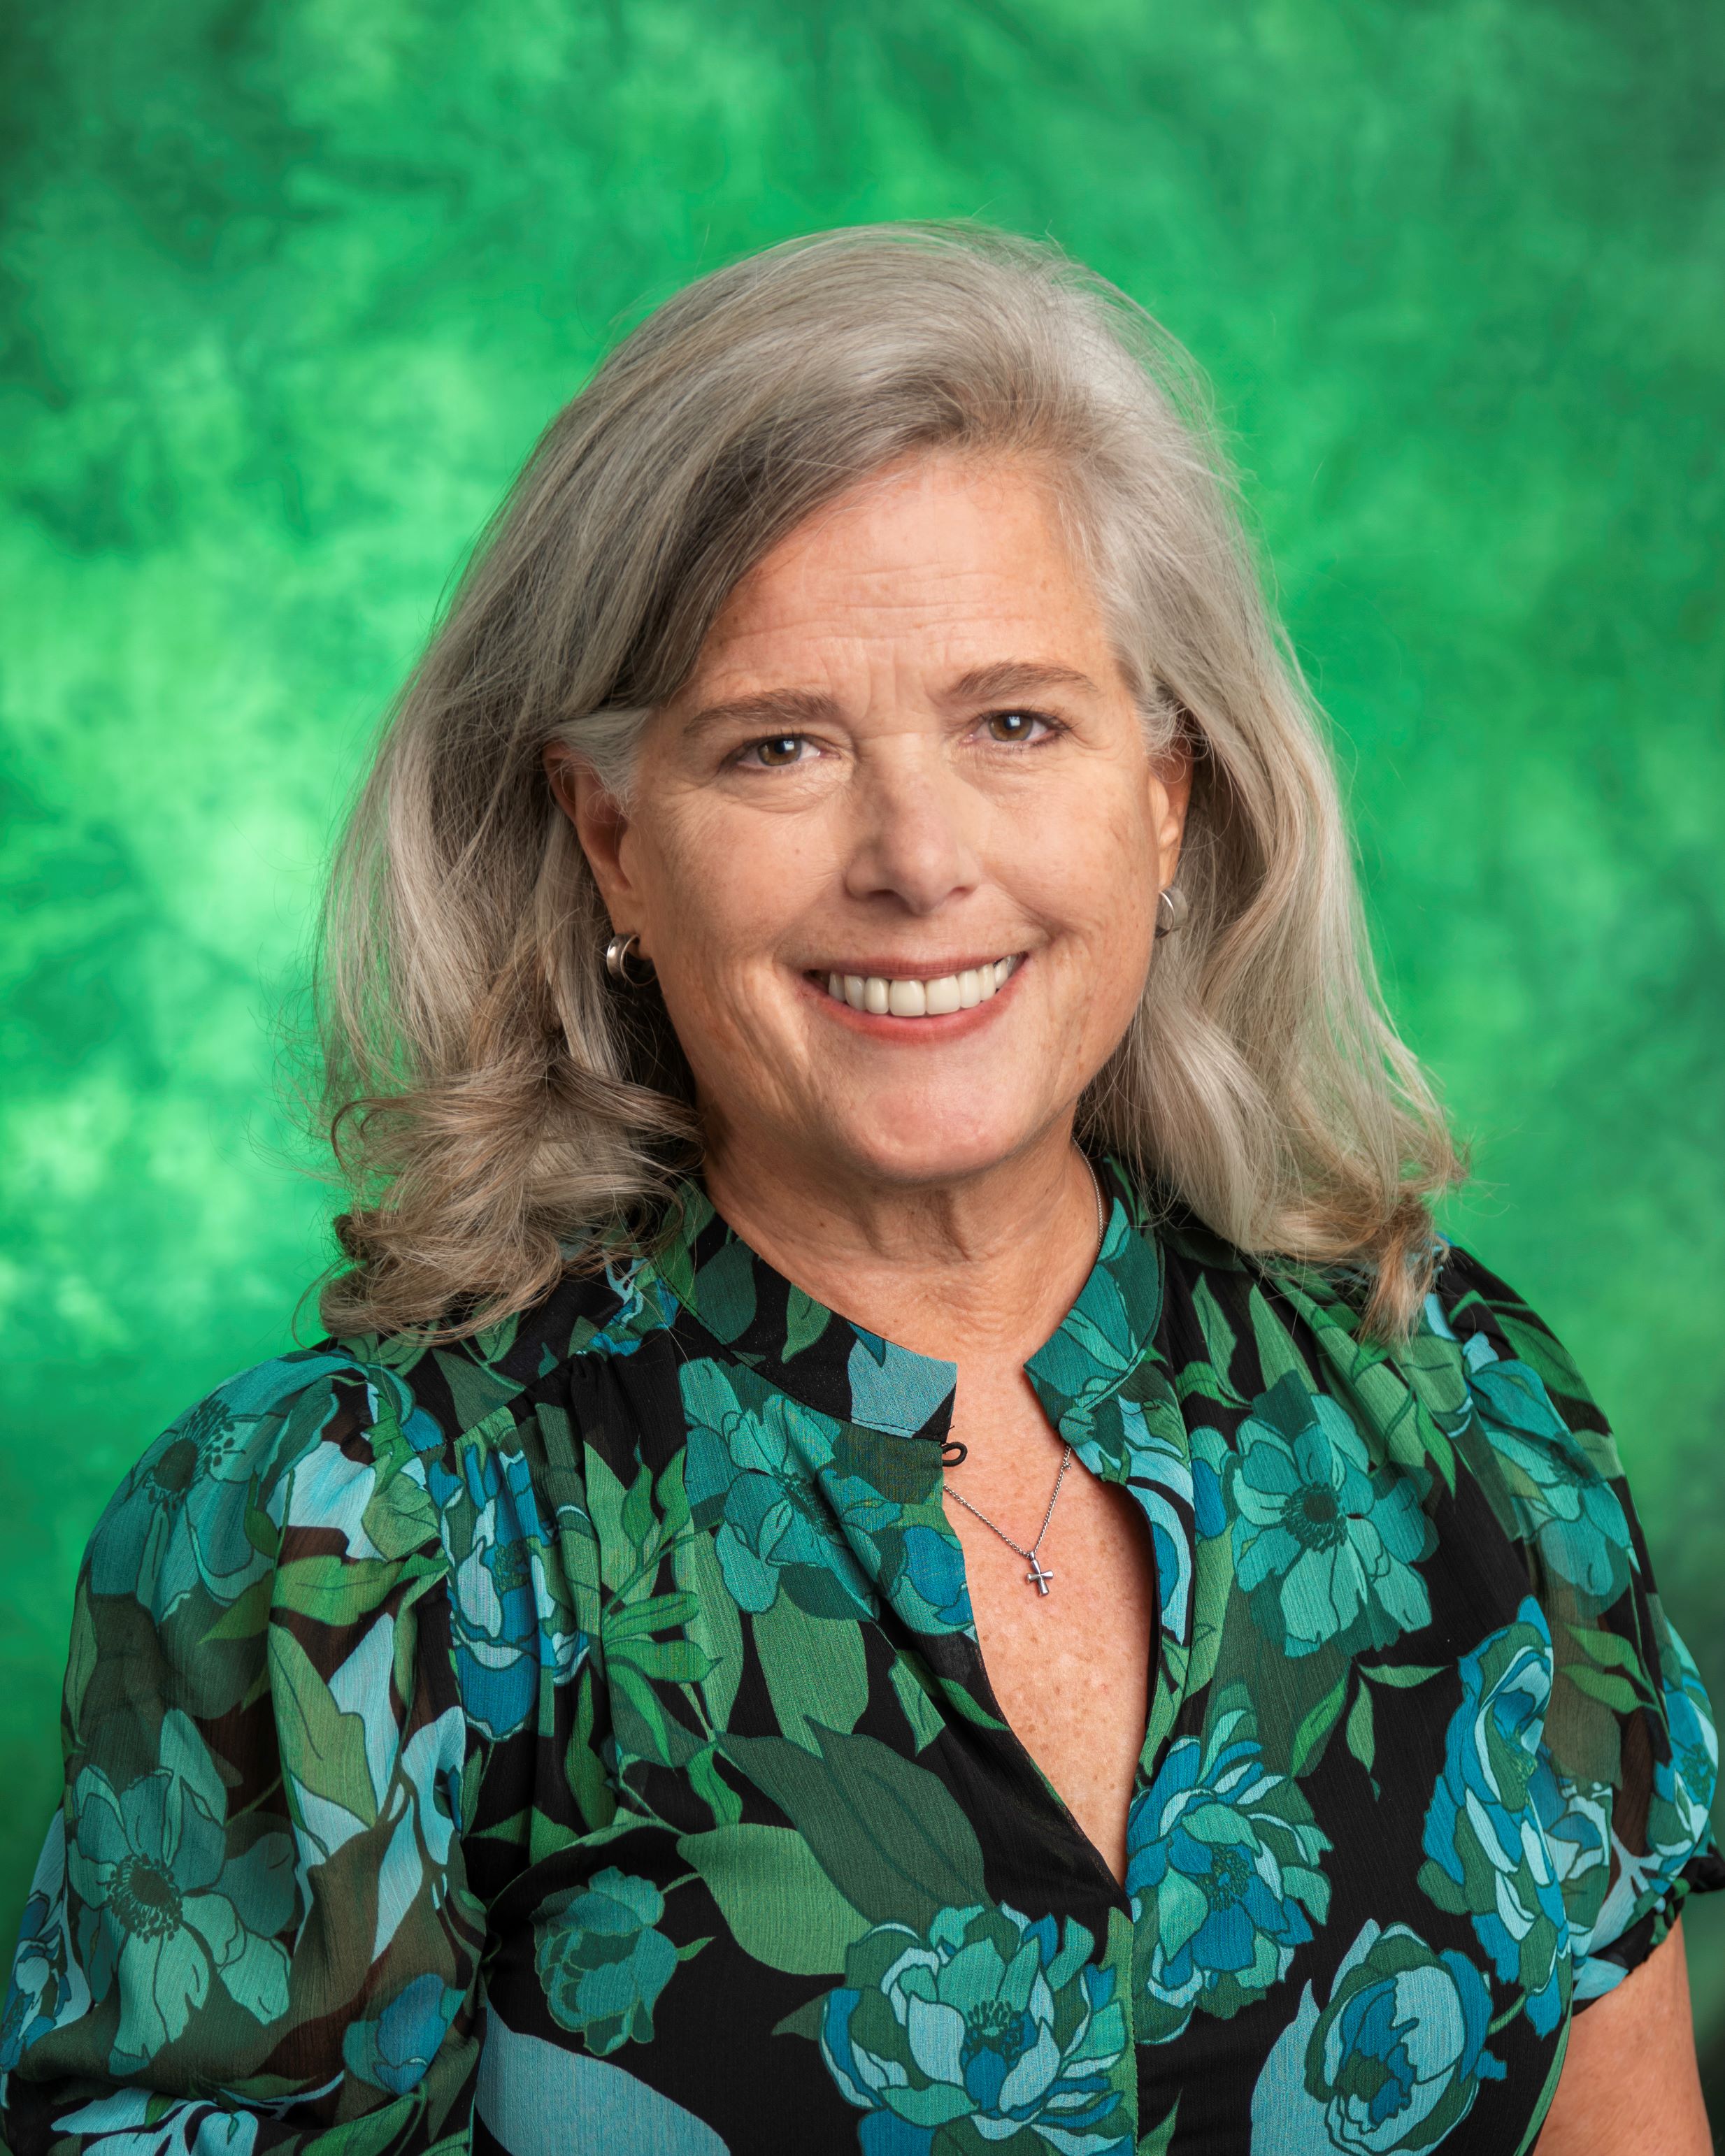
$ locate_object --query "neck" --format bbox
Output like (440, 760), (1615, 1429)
(697, 1117), (1104, 1367)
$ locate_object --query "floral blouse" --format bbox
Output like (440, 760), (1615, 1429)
(3, 1163), (1719, 2156)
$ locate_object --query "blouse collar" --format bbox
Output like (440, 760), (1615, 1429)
(647, 1154), (1169, 1456)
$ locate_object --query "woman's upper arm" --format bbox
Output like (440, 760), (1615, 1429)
(1538, 1920), (1710, 2153)
(0, 1351), (485, 2156)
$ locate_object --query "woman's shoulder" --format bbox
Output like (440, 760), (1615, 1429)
(85, 1253), (679, 1623)
(1150, 1205), (1629, 1507)
(1423, 1238), (1620, 1465)
(83, 1344), (436, 1627)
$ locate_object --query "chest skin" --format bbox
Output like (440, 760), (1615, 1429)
(943, 1358), (1157, 1883)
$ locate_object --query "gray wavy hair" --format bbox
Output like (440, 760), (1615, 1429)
(317, 222), (1462, 1342)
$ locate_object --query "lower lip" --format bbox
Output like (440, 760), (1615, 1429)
(799, 963), (1025, 1040)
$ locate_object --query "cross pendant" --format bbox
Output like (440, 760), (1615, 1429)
(1026, 1555), (1054, 1595)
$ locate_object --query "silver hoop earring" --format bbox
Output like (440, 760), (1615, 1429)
(604, 931), (654, 985)
(1154, 885), (1188, 940)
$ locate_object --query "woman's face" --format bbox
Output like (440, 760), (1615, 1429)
(554, 453), (1189, 1198)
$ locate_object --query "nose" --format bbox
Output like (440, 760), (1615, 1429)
(840, 738), (982, 916)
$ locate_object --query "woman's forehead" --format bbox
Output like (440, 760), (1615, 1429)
(672, 454), (1116, 702)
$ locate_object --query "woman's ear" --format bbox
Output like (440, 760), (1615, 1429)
(544, 742), (634, 919)
(1151, 731), (1194, 884)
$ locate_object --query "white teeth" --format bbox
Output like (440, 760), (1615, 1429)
(822, 956), (1020, 1017)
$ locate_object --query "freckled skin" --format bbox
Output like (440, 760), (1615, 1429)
(550, 452), (1184, 1879)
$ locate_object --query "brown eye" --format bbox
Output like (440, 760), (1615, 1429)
(748, 734), (807, 767)
(984, 709), (1052, 744)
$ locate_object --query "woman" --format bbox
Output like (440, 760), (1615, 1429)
(1, 227), (1715, 2156)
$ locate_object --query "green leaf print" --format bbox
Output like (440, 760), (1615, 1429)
(585, 1453), (633, 1579)
(1361, 1662), (1443, 1688)
(677, 1823), (871, 1974)
(1138, 2100), (1180, 2156)
(621, 1460), (657, 1561)
(1564, 1625), (1653, 1686)
(1290, 1672), (1348, 1778)
(64, 1578), (98, 1737)
(609, 1662), (677, 1767)
(755, 1595), (869, 1751)
(268, 1627), (378, 1827)
(566, 1668), (615, 1832)
(687, 1741), (743, 1828)
(723, 1726), (988, 1930)
(1345, 1682), (1375, 1776)
(1249, 1284), (1312, 1393)
(693, 1239), (758, 1342)
(783, 1286), (831, 1362)
(1191, 1277), (1245, 1404)
(359, 1467), (441, 1560)
(673, 1528), (744, 1732)
(274, 1555), (413, 1625)
(888, 1653), (947, 1752)
(1563, 1665), (1643, 1714)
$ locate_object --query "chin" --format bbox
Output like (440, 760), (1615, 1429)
(825, 1097), (1059, 1188)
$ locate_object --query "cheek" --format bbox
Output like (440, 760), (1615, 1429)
(1025, 784), (1161, 952)
(631, 800), (799, 967)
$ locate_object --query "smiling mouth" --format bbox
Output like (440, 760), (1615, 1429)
(813, 955), (1022, 1019)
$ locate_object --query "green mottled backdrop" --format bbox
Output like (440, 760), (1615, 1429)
(4, 0), (1724, 2086)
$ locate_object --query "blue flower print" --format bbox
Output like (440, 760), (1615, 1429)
(64, 1711), (294, 2074)
(1566, 1624), (1719, 2002)
(341, 1970), (466, 2094)
(897, 1525), (971, 1632)
(367, 1706), (466, 1966)
(1459, 1335), (1633, 1606)
(580, 1258), (682, 1358)
(535, 1869), (680, 2056)
(819, 1902), (1130, 2155)
(431, 1442), (587, 1741)
(1229, 1374), (1433, 1659)
(1250, 1920), (1505, 2155)
(1592, 1623), (1725, 1988)
(1651, 1626), (1719, 1862)
(1419, 1600), (1570, 2035)
(1126, 1690), (1331, 2041)
(681, 1362), (874, 1620)
(845, 1332), (957, 1437)
(1190, 1426), (1229, 1544)
(1530, 1765), (1612, 1965)
(1, 1816), (90, 2071)
(49, 2089), (259, 2156)
(1110, 1399), (1194, 1639)
(87, 1358), (344, 1618)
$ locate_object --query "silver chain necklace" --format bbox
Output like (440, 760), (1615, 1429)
(941, 1157), (1108, 1597)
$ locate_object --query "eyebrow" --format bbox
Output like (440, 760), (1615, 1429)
(682, 661), (1100, 738)
(680, 688), (843, 740)
(943, 661), (1101, 706)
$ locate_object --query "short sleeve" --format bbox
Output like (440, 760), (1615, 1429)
(1431, 1245), (1725, 2004)
(0, 1351), (484, 2156)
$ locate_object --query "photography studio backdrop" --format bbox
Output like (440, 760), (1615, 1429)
(4, 0), (1724, 2084)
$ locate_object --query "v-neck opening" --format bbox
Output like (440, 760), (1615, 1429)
(647, 1155), (1198, 1891)
(947, 1426), (1166, 1908)
(956, 1585), (1138, 1906)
